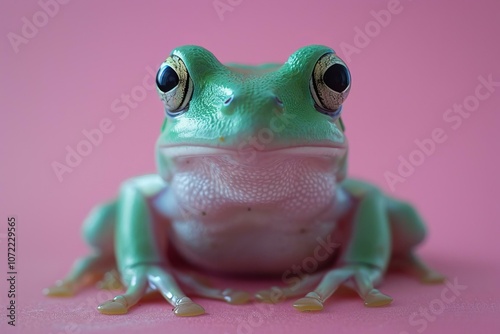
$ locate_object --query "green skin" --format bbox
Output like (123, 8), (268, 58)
(45, 45), (444, 317)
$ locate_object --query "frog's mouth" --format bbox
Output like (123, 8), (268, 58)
(160, 143), (347, 186)
(159, 144), (347, 163)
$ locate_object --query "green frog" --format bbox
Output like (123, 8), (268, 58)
(44, 45), (444, 317)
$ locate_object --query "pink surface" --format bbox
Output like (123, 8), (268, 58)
(1, 0), (500, 333)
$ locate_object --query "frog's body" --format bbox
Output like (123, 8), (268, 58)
(45, 45), (444, 316)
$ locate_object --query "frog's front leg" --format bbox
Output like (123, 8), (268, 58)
(96, 175), (205, 317)
(293, 181), (394, 311)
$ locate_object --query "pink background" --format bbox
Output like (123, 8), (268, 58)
(1, 0), (500, 333)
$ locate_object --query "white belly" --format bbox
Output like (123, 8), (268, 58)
(169, 213), (340, 275)
(153, 153), (350, 274)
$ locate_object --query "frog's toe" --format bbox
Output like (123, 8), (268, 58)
(98, 296), (128, 315)
(394, 253), (445, 284)
(256, 274), (323, 304)
(96, 270), (124, 290)
(363, 289), (393, 307)
(255, 287), (284, 304)
(222, 289), (250, 304)
(293, 292), (324, 312)
(254, 290), (276, 304)
(43, 281), (75, 297)
(419, 271), (446, 284)
(173, 297), (205, 317)
(174, 270), (250, 305)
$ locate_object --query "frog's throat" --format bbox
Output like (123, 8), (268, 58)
(158, 144), (347, 214)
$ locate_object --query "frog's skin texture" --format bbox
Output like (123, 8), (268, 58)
(44, 45), (444, 316)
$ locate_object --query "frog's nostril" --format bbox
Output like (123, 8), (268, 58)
(224, 96), (233, 106)
(275, 96), (283, 106)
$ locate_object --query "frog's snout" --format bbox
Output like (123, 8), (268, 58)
(219, 93), (284, 117)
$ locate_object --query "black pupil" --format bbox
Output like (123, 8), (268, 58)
(156, 66), (179, 92)
(323, 64), (350, 92)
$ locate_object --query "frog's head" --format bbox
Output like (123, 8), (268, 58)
(155, 45), (350, 213)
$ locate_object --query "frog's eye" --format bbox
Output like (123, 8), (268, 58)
(310, 53), (351, 117)
(156, 55), (193, 116)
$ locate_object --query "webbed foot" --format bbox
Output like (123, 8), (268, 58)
(255, 286), (286, 304)
(43, 280), (78, 297)
(291, 264), (392, 312)
(392, 253), (446, 284)
(419, 271), (446, 284)
(255, 273), (322, 304)
(98, 295), (128, 315)
(362, 288), (393, 307)
(96, 269), (124, 290)
(44, 254), (114, 297)
(173, 297), (206, 317)
(293, 292), (324, 312)
(97, 264), (206, 317)
(175, 270), (250, 305)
